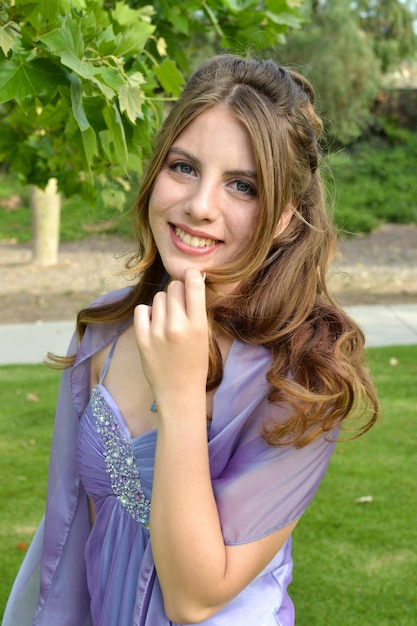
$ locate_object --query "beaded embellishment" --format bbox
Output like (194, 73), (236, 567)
(91, 386), (151, 527)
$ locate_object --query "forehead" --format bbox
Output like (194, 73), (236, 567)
(171, 106), (256, 167)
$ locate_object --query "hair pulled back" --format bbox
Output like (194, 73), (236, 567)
(74, 54), (378, 446)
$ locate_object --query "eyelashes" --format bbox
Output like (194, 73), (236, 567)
(233, 179), (258, 197)
(168, 161), (195, 176)
(167, 160), (258, 198)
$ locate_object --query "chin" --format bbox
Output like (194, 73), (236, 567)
(162, 262), (206, 283)
(161, 267), (187, 283)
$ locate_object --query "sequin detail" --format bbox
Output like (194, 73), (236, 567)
(91, 386), (151, 527)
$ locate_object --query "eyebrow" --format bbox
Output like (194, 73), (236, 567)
(167, 147), (257, 180)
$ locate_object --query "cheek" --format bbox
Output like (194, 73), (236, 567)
(147, 194), (161, 241)
(148, 178), (178, 219)
(149, 171), (167, 206)
(148, 187), (169, 232)
(148, 185), (161, 216)
(237, 210), (259, 244)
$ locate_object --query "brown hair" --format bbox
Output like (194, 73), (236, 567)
(65, 54), (379, 446)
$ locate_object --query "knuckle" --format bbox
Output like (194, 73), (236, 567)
(165, 324), (184, 343)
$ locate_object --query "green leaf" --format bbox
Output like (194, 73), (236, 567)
(265, 10), (301, 29)
(102, 103), (128, 173)
(36, 100), (70, 132)
(221, 0), (243, 12)
(18, 0), (60, 27)
(0, 25), (16, 56)
(111, 2), (154, 27)
(38, 14), (92, 79)
(95, 67), (125, 92)
(127, 150), (143, 174)
(23, 0), (83, 25)
(164, 7), (190, 35)
(90, 72), (116, 100)
(96, 24), (119, 57)
(113, 23), (155, 57)
(81, 125), (98, 171)
(264, 0), (288, 11)
(154, 58), (184, 97)
(119, 72), (146, 123)
(19, 25), (35, 51)
(100, 185), (126, 210)
(108, 2), (155, 54)
(282, 0), (303, 8)
(0, 56), (68, 112)
(69, 74), (90, 131)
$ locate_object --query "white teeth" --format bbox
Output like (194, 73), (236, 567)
(175, 227), (216, 248)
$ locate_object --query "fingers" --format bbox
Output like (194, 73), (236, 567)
(134, 291), (170, 347)
(134, 270), (208, 393)
(164, 279), (186, 328)
(156, 268), (206, 327)
(182, 268), (207, 323)
(135, 268), (206, 337)
(134, 302), (152, 348)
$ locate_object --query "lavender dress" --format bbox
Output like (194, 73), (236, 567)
(2, 289), (337, 626)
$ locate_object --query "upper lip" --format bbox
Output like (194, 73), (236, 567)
(172, 223), (222, 242)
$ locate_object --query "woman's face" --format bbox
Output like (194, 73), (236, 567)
(148, 106), (260, 289)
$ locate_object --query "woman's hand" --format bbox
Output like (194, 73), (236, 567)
(134, 267), (208, 416)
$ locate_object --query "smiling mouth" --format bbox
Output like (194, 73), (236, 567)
(174, 225), (220, 248)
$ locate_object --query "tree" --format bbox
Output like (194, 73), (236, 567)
(279, 0), (417, 145)
(356, 0), (417, 73)
(0, 0), (303, 264)
(280, 1), (383, 145)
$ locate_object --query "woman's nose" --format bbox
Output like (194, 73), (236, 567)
(186, 179), (219, 221)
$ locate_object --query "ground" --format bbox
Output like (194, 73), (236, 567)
(1, 223), (416, 324)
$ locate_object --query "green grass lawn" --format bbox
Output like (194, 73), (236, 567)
(291, 345), (417, 625)
(0, 364), (58, 618)
(1, 346), (416, 622)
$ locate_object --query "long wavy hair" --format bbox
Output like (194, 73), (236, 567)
(65, 54), (379, 446)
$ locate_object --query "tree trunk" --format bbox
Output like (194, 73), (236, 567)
(30, 178), (61, 266)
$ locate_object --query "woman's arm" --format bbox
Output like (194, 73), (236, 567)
(151, 413), (298, 623)
(135, 268), (298, 623)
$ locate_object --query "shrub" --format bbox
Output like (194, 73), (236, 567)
(328, 129), (417, 234)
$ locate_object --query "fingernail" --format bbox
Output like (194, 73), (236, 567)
(201, 272), (206, 282)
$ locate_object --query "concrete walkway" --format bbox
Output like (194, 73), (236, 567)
(1, 304), (417, 366)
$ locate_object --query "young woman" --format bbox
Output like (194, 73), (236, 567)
(3, 54), (379, 626)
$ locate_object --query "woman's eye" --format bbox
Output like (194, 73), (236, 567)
(170, 161), (194, 175)
(234, 179), (257, 197)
